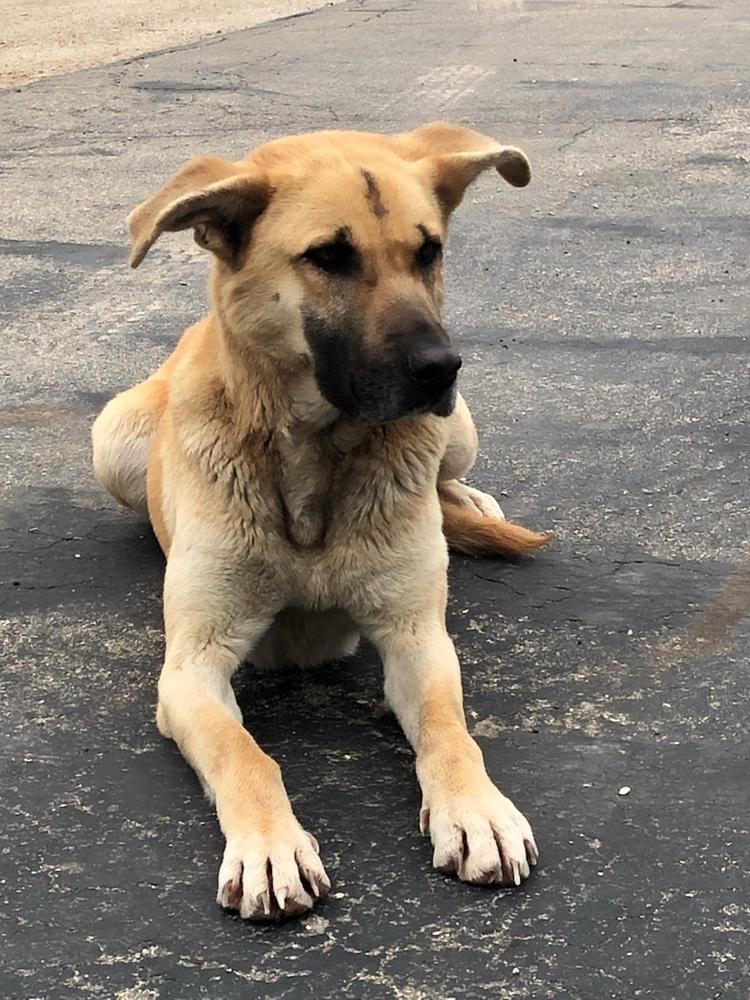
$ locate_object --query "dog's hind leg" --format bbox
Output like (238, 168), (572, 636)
(437, 395), (549, 556)
(438, 393), (505, 519)
(91, 376), (168, 515)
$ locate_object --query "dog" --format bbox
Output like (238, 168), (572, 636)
(91, 121), (549, 921)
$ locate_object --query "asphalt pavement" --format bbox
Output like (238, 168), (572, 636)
(1, 1), (748, 998)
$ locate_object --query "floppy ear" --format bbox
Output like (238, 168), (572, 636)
(395, 121), (531, 215)
(127, 155), (271, 268)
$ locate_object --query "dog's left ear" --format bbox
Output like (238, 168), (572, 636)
(395, 121), (531, 215)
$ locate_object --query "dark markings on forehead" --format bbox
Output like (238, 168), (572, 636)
(361, 169), (388, 219)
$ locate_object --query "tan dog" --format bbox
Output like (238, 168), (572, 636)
(92, 122), (549, 921)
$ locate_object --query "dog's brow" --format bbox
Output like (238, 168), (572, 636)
(361, 169), (388, 220)
(326, 226), (353, 246)
(299, 226), (354, 255)
(417, 223), (440, 244)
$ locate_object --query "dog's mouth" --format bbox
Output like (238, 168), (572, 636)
(316, 364), (459, 424)
(428, 380), (459, 418)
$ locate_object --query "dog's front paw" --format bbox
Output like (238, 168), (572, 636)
(420, 777), (538, 886)
(217, 823), (330, 921)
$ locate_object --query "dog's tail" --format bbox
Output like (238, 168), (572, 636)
(440, 498), (552, 558)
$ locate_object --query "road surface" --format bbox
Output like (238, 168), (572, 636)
(1, 1), (748, 997)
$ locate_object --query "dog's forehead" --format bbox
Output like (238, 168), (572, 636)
(255, 132), (440, 243)
(300, 158), (431, 220)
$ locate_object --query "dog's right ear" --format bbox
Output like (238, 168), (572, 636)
(127, 155), (271, 269)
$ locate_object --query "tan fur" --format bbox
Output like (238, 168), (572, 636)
(92, 122), (543, 921)
(441, 501), (552, 557)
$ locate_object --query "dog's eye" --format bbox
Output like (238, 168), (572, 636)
(303, 240), (358, 276)
(416, 239), (443, 268)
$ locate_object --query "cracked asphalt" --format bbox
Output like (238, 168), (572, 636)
(1, 1), (748, 998)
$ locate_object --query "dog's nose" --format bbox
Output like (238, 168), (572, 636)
(407, 345), (462, 391)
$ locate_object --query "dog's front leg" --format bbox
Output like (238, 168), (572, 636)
(156, 542), (330, 920)
(368, 591), (538, 886)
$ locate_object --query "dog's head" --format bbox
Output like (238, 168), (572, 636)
(128, 122), (530, 423)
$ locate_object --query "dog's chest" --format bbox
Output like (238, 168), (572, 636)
(275, 418), (444, 550)
(275, 429), (335, 548)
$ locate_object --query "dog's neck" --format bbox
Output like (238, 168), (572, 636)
(216, 314), (367, 439)
(209, 313), (440, 550)
(213, 312), (375, 547)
